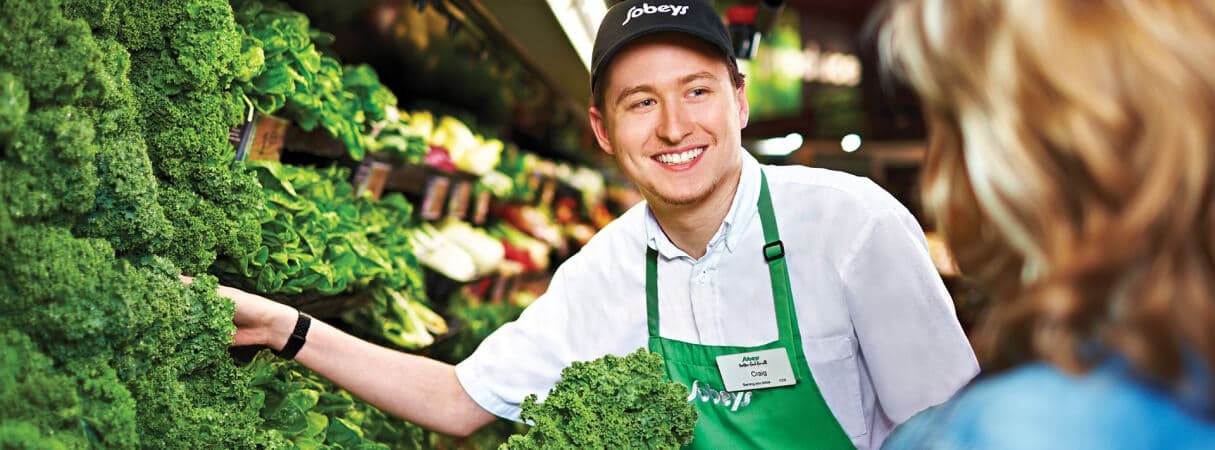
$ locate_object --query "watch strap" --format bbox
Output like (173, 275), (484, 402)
(274, 311), (312, 360)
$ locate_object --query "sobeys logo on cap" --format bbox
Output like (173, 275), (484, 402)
(621, 3), (690, 26)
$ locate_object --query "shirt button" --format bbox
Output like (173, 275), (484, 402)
(699, 272), (709, 283)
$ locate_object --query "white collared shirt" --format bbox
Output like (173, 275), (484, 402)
(456, 150), (978, 449)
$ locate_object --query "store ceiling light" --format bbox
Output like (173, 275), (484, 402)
(754, 133), (804, 156)
(841, 133), (862, 153)
(547, 0), (607, 71)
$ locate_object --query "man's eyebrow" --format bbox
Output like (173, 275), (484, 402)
(613, 71), (720, 107)
(680, 71), (717, 85)
(614, 84), (654, 107)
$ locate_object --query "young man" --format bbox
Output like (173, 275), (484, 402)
(217, 1), (977, 448)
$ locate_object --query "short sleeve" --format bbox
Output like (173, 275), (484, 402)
(455, 253), (644, 420)
(842, 208), (979, 424)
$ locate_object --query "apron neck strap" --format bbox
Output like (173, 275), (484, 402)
(757, 170), (802, 344)
(645, 170), (802, 343)
(647, 246), (661, 337)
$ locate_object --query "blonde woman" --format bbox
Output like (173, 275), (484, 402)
(876, 0), (1215, 448)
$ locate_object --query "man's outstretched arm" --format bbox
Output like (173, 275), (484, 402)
(204, 279), (499, 437)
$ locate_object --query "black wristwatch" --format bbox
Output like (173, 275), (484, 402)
(274, 310), (312, 360)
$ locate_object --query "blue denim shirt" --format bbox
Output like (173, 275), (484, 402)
(881, 361), (1215, 450)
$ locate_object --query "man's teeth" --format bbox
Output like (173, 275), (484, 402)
(656, 147), (705, 165)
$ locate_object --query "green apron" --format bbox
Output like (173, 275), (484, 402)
(646, 171), (857, 449)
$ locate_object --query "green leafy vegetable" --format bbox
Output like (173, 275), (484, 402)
(216, 161), (408, 295)
(0, 330), (91, 449)
(342, 287), (444, 350)
(233, 1), (397, 160)
(246, 350), (425, 449)
(1, 0), (442, 448)
(1, 1), (276, 448)
(501, 349), (697, 450)
(0, 72), (28, 141)
(70, 38), (173, 258)
(64, 0), (264, 273)
(370, 111), (429, 164)
(343, 64), (397, 125)
(215, 160), (444, 350)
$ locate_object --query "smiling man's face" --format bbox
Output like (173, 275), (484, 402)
(590, 32), (749, 209)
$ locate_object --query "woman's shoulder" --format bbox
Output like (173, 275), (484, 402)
(881, 363), (1215, 450)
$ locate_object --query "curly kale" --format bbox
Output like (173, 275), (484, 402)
(502, 349), (698, 450)
(0, 23), (141, 450)
(61, 357), (140, 449)
(64, 0), (263, 273)
(71, 38), (173, 256)
(0, 1), (269, 448)
(0, 330), (90, 449)
(0, 4), (102, 107)
(0, 221), (266, 448)
(0, 330), (140, 450)
(107, 263), (269, 449)
(0, 106), (100, 224)
(0, 225), (132, 362)
(0, 72), (27, 141)
(0, 0), (171, 256)
(6, 0), (161, 239)
(0, 225), (141, 449)
(1, 1), (431, 448)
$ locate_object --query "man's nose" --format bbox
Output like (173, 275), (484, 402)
(656, 102), (693, 144)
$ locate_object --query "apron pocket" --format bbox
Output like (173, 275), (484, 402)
(804, 334), (868, 439)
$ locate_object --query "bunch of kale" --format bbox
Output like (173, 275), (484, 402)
(0, 0), (276, 447)
(502, 349), (698, 450)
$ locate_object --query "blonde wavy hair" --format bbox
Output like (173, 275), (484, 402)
(879, 0), (1215, 385)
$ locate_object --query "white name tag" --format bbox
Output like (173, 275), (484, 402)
(715, 348), (797, 392)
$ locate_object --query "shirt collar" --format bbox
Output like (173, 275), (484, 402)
(645, 149), (762, 259)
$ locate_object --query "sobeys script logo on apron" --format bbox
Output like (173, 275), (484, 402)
(686, 380), (753, 412)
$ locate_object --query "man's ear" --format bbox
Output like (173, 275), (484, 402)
(589, 106), (614, 156)
(736, 84), (750, 129)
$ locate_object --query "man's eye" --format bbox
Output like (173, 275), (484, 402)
(690, 88), (709, 97)
(633, 99), (656, 109)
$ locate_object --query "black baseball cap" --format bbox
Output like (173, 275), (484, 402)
(591, 0), (736, 88)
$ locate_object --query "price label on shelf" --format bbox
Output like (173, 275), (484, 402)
(490, 274), (516, 305)
(353, 159), (392, 200)
(538, 179), (557, 208)
(421, 176), (451, 221)
(447, 180), (473, 220)
(528, 172), (543, 192)
(247, 115), (289, 162)
(472, 190), (492, 225)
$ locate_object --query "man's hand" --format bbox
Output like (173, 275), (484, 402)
(179, 275), (296, 351)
